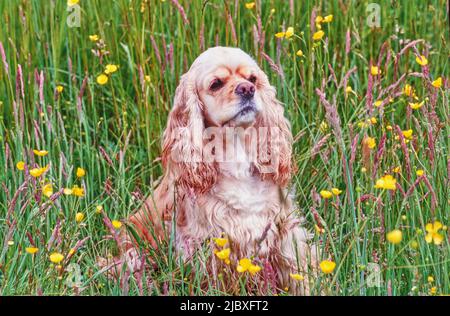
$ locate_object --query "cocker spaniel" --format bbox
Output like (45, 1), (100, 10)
(111, 47), (318, 295)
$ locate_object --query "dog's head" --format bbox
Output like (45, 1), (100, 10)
(162, 47), (294, 193)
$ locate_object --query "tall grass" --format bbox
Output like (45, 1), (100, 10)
(0, 0), (448, 295)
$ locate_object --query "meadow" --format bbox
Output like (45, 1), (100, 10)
(0, 0), (448, 296)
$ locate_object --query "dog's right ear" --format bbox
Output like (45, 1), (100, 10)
(161, 70), (217, 195)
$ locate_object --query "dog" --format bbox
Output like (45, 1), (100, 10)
(108, 47), (318, 295)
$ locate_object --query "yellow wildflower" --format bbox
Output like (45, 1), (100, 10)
(290, 273), (304, 281)
(370, 117), (378, 124)
(33, 149), (48, 157)
(428, 276), (434, 283)
(296, 50), (304, 57)
(345, 86), (354, 94)
(312, 30), (325, 41)
(285, 27), (294, 39)
(315, 16), (323, 24)
(431, 77), (442, 88)
(69, 248), (76, 256)
(415, 55), (428, 66)
(248, 264), (262, 275)
(331, 188), (342, 196)
(112, 220), (122, 229)
(245, 2), (255, 9)
(67, 0), (79, 6)
(409, 101), (424, 110)
(49, 252), (64, 264)
(403, 84), (413, 96)
(144, 75), (151, 82)
(416, 169), (424, 177)
(275, 32), (285, 38)
(215, 248), (230, 260)
(374, 100), (382, 107)
(429, 287), (437, 295)
(402, 129), (413, 140)
(96, 205), (103, 213)
(374, 174), (396, 190)
(104, 64), (119, 74)
(26, 247), (39, 255)
(364, 137), (376, 149)
(319, 260), (336, 274)
(42, 183), (53, 198)
(29, 165), (49, 178)
(72, 185), (85, 197)
(63, 188), (73, 195)
(386, 229), (402, 244)
(213, 237), (228, 247)
(89, 34), (99, 42)
(323, 15), (333, 23)
(56, 85), (64, 93)
(236, 258), (260, 275)
(425, 221), (444, 245)
(371, 65), (380, 76)
(320, 190), (333, 199)
(76, 167), (86, 178)
(361, 167), (367, 173)
(96, 74), (108, 85)
(393, 166), (401, 173)
(75, 212), (85, 223)
(16, 161), (25, 171)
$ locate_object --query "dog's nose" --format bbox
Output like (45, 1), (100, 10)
(235, 82), (255, 99)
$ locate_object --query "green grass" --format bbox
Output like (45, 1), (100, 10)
(0, 0), (448, 296)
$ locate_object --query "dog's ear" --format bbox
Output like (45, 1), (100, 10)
(253, 71), (295, 187)
(161, 70), (217, 195)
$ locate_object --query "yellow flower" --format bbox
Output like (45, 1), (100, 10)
(76, 167), (86, 178)
(374, 174), (397, 190)
(415, 55), (428, 66)
(96, 205), (103, 213)
(285, 27), (294, 39)
(364, 137), (376, 149)
(431, 77), (442, 88)
(370, 117), (378, 124)
(104, 64), (119, 74)
(319, 260), (336, 274)
(215, 248), (230, 260)
(296, 50), (304, 57)
(345, 86), (354, 94)
(386, 125), (393, 131)
(112, 220), (122, 229)
(315, 16), (323, 24)
(429, 287), (437, 295)
(374, 100), (382, 107)
(275, 32), (285, 38)
(248, 264), (262, 275)
(63, 188), (73, 195)
(144, 75), (151, 83)
(96, 74), (109, 85)
(361, 167), (367, 173)
(320, 190), (333, 199)
(56, 85), (64, 93)
(72, 185), (85, 197)
(416, 169), (424, 177)
(403, 84), (415, 97)
(42, 183), (53, 198)
(331, 188), (342, 196)
(409, 101), (424, 110)
(371, 65), (380, 76)
(68, 248), (76, 256)
(245, 2), (255, 9)
(386, 229), (402, 244)
(315, 224), (324, 234)
(49, 252), (64, 264)
(67, 0), (79, 6)
(89, 34), (99, 42)
(428, 276), (434, 283)
(75, 212), (85, 223)
(402, 129), (413, 140)
(29, 165), (49, 178)
(16, 161), (25, 171)
(323, 15), (333, 23)
(290, 273), (304, 281)
(319, 121), (328, 132)
(213, 237), (228, 247)
(26, 247), (39, 255)
(312, 30), (325, 41)
(393, 166), (401, 173)
(236, 258), (252, 273)
(33, 149), (48, 157)
(425, 221), (444, 245)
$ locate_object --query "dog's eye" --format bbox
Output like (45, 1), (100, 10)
(209, 79), (224, 91)
(248, 75), (257, 83)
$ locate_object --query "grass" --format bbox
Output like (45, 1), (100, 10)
(0, 0), (448, 296)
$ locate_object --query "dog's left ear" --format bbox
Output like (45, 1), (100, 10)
(254, 71), (295, 187)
